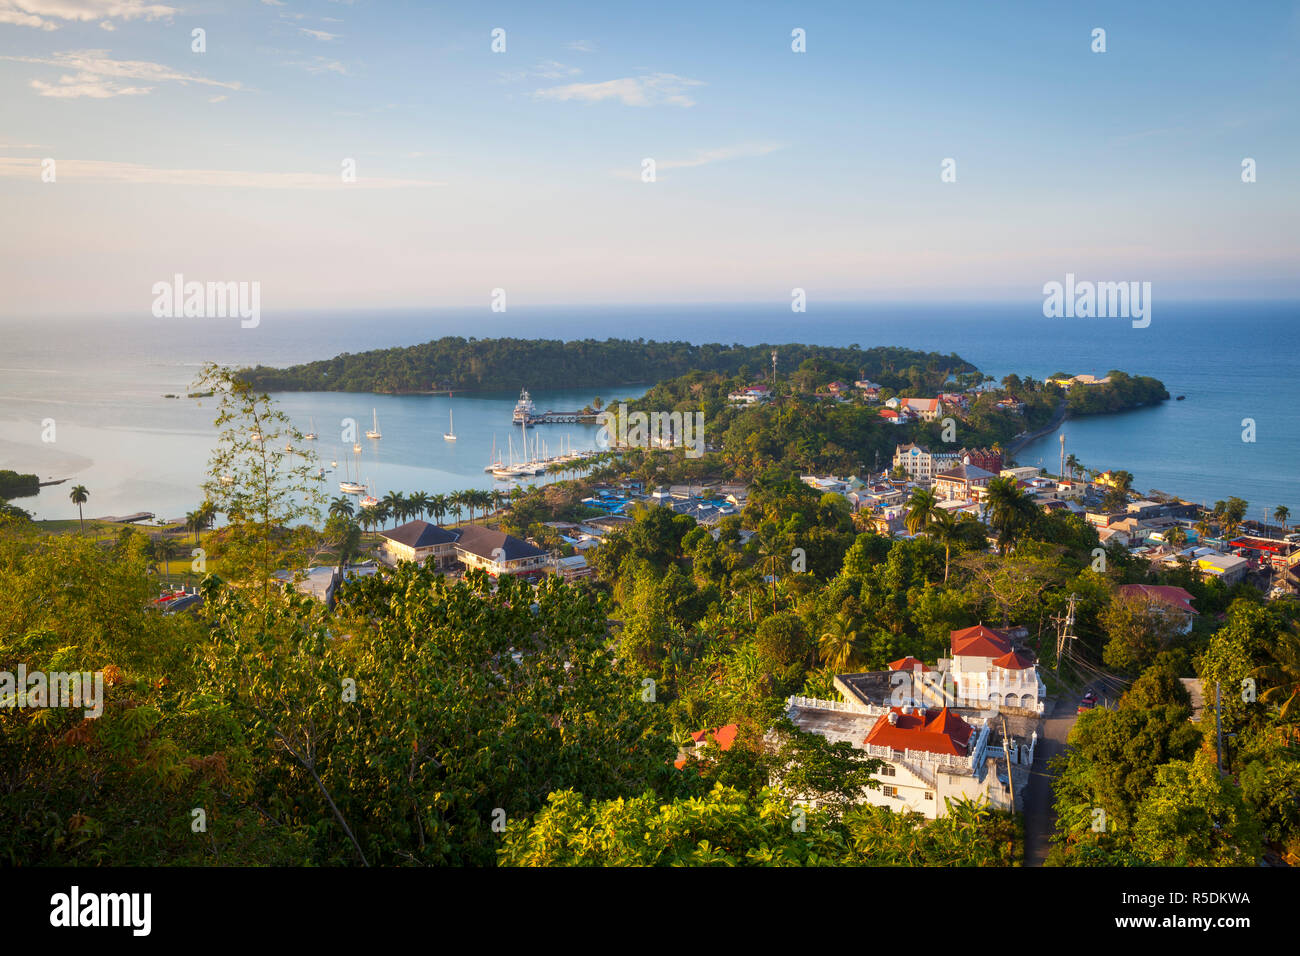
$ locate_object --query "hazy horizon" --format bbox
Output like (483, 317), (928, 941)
(4, 0), (1298, 316)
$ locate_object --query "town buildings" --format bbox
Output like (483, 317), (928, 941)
(380, 520), (550, 578)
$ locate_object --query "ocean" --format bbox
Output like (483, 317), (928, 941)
(0, 300), (1295, 523)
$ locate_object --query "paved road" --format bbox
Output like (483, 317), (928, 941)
(1022, 683), (1085, 866)
(1005, 398), (1069, 459)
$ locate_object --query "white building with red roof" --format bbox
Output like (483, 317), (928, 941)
(783, 696), (1034, 818)
(943, 625), (1046, 714)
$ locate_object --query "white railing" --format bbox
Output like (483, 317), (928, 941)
(787, 694), (878, 715)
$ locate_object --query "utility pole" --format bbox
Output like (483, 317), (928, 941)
(771, 348), (778, 385)
(1000, 715), (1016, 810)
(1051, 593), (1077, 672)
(1059, 433), (1066, 482)
(1215, 681), (1224, 774)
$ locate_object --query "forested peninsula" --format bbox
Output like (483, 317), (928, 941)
(236, 338), (978, 394)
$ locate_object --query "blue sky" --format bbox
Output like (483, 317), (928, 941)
(2, 0), (1298, 315)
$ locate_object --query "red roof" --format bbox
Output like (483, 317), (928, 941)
(864, 707), (975, 757)
(688, 724), (738, 751)
(888, 656), (926, 671)
(992, 649), (1035, 670)
(1117, 584), (1197, 615)
(950, 625), (1012, 657)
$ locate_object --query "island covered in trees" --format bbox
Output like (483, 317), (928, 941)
(236, 337), (978, 394)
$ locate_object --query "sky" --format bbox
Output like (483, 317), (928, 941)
(1, 0), (1298, 317)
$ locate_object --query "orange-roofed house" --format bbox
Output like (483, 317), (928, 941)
(783, 697), (1038, 818)
(944, 625), (1046, 714)
(674, 723), (739, 769)
(857, 705), (1021, 817)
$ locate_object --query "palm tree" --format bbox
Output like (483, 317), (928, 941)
(818, 613), (862, 673)
(370, 502), (391, 533)
(329, 495), (355, 521)
(380, 491), (404, 529)
(1274, 505), (1290, 532)
(1166, 526), (1188, 551)
(929, 508), (962, 583)
(185, 509), (204, 545)
(408, 491), (431, 522)
(905, 488), (939, 537)
(430, 493), (448, 527)
(69, 484), (89, 534)
(983, 476), (1036, 554)
(1251, 625), (1300, 721)
(1065, 453), (1080, 481)
(153, 536), (181, 580)
(449, 491), (466, 525)
(198, 500), (217, 534)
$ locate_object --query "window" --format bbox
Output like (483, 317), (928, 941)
(880, 765), (895, 777)
(924, 791), (934, 800)
(882, 786), (898, 798)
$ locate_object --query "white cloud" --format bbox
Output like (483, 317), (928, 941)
(98, 19), (113, 30)
(566, 40), (595, 53)
(0, 156), (445, 188)
(286, 56), (349, 75)
(299, 27), (339, 41)
(261, 0), (284, 5)
(611, 143), (786, 179)
(2, 50), (243, 98)
(533, 59), (580, 80)
(533, 73), (703, 107)
(208, 94), (226, 103)
(0, 0), (175, 31)
(31, 73), (150, 97)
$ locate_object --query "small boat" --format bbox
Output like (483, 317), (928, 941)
(249, 430), (262, 443)
(359, 492), (378, 509)
(366, 408), (382, 440)
(1176, 395), (1185, 401)
(444, 404), (457, 442)
(283, 441), (293, 452)
(330, 459), (338, 468)
(352, 442), (362, 454)
(339, 481), (366, 495)
(304, 417), (318, 440)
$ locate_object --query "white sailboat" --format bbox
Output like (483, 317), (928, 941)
(444, 397), (457, 441)
(366, 408), (382, 440)
(359, 480), (378, 509)
(338, 446), (365, 495)
(304, 416), (317, 441)
(484, 435), (502, 472)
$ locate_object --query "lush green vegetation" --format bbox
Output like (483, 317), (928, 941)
(0, 469), (39, 499)
(237, 337), (977, 394)
(2, 362), (1286, 870)
(1062, 370), (1170, 415)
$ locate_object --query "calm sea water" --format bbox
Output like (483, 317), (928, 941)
(0, 301), (1295, 522)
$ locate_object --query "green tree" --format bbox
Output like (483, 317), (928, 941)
(68, 483), (89, 534)
(1131, 752), (1262, 866)
(194, 364), (324, 602)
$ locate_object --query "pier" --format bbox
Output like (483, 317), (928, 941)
(524, 410), (600, 425)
